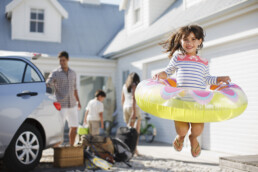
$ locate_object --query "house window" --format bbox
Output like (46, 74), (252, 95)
(133, 0), (141, 24)
(30, 9), (44, 33)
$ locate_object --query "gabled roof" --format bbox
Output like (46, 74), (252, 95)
(6, 0), (68, 19)
(0, 0), (124, 58)
(102, 0), (249, 58)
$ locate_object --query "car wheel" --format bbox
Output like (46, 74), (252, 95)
(3, 123), (43, 172)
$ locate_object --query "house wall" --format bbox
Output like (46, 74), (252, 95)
(11, 0), (62, 42)
(115, 44), (178, 143)
(147, 0), (176, 25)
(115, 2), (258, 154)
(200, 8), (258, 154)
(124, 0), (145, 34)
(124, 0), (176, 34)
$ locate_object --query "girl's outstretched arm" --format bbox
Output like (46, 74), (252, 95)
(217, 76), (231, 84)
(153, 71), (167, 80)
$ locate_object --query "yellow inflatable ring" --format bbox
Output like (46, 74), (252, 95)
(135, 78), (248, 123)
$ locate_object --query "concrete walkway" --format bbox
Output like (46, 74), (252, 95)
(0, 140), (239, 172)
(137, 141), (233, 170)
(34, 141), (234, 172)
(139, 141), (231, 163)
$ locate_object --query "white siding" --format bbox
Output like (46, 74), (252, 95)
(11, 0), (62, 42)
(147, 0), (176, 25)
(124, 0), (176, 34)
(202, 43), (258, 155)
(146, 58), (176, 143)
(124, 0), (146, 34)
(115, 0), (258, 154)
(115, 45), (166, 126)
(200, 8), (258, 154)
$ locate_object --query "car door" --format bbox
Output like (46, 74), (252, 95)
(0, 57), (45, 155)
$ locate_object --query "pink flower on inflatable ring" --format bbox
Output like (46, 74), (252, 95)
(190, 90), (214, 105)
(160, 86), (182, 100)
(220, 88), (238, 103)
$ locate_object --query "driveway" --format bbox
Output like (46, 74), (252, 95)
(1, 140), (234, 172)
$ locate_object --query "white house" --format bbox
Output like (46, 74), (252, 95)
(0, 0), (124, 122)
(1, 0), (258, 155)
(102, 0), (258, 155)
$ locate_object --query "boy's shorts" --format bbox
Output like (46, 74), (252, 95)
(60, 106), (79, 128)
(88, 121), (100, 136)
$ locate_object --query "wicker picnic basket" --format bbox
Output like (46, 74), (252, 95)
(54, 146), (84, 168)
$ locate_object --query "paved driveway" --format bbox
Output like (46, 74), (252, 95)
(1, 141), (233, 172)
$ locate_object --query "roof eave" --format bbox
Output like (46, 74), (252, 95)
(5, 0), (68, 19)
(119, 0), (128, 11)
(49, 0), (68, 19)
(104, 33), (163, 59)
(5, 0), (22, 18)
(104, 0), (256, 59)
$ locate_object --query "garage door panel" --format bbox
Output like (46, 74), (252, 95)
(203, 45), (258, 154)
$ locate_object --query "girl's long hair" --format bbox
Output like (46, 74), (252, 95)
(160, 25), (205, 59)
(125, 72), (140, 93)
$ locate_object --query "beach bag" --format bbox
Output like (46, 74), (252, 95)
(116, 127), (138, 153)
(111, 138), (133, 162)
(79, 135), (115, 163)
(77, 125), (89, 135)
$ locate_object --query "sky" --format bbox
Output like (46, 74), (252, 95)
(100, 0), (121, 5)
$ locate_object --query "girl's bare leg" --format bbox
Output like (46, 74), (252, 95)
(135, 119), (141, 156)
(173, 121), (189, 151)
(189, 123), (204, 157)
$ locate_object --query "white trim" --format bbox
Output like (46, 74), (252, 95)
(33, 56), (117, 81)
(5, 0), (22, 17)
(80, 0), (100, 5)
(204, 28), (258, 48)
(110, 35), (162, 59)
(127, 0), (144, 34)
(119, 0), (129, 11)
(49, 0), (68, 19)
(131, 53), (167, 69)
(131, 54), (168, 80)
(33, 56), (116, 69)
(107, 0), (258, 59)
(199, 1), (258, 27)
(5, 0), (68, 19)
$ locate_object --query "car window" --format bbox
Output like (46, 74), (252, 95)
(24, 65), (41, 82)
(0, 59), (26, 84)
(0, 59), (42, 85)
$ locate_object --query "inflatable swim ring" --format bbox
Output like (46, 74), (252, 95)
(135, 78), (248, 123)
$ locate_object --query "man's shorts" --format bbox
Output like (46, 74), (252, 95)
(60, 106), (79, 128)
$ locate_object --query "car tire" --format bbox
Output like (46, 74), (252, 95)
(3, 123), (43, 172)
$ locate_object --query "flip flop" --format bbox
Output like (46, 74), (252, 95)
(173, 137), (184, 152)
(191, 142), (201, 158)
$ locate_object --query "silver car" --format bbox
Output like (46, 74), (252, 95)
(0, 56), (64, 171)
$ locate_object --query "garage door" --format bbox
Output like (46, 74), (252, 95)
(202, 39), (258, 154)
